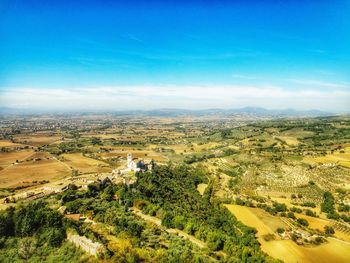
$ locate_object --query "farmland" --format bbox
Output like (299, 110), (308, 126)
(1, 113), (350, 262)
(61, 153), (111, 174)
(0, 152), (71, 188)
(225, 204), (350, 263)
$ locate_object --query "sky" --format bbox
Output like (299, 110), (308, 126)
(0, 0), (349, 112)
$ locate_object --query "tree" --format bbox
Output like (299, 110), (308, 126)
(297, 218), (309, 227)
(91, 137), (102, 145)
(0, 207), (15, 236)
(220, 129), (231, 139)
(18, 237), (36, 260)
(206, 231), (224, 251)
(305, 209), (316, 217)
(321, 191), (335, 214)
(162, 212), (174, 228)
(287, 212), (296, 219)
(276, 228), (284, 234)
(44, 228), (66, 247)
(324, 226), (335, 235)
(101, 186), (115, 201)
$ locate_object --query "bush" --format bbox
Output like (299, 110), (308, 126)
(321, 191), (335, 214)
(276, 228), (284, 234)
(305, 209), (316, 217)
(263, 234), (276, 242)
(297, 218), (309, 227)
(324, 226), (335, 235)
(288, 212), (296, 219)
(301, 202), (316, 208)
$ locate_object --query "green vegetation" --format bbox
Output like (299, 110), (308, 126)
(324, 226), (335, 236)
(296, 218), (309, 227)
(321, 191), (340, 219)
(132, 165), (278, 261)
(2, 115), (350, 262)
(0, 202), (86, 262)
(48, 164), (281, 262)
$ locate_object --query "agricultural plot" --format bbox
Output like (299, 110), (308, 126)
(0, 150), (34, 168)
(0, 152), (71, 188)
(0, 140), (26, 148)
(261, 238), (350, 263)
(225, 204), (350, 263)
(269, 197), (319, 213)
(61, 153), (112, 174)
(276, 136), (300, 146)
(331, 222), (350, 242)
(12, 134), (62, 146)
(294, 214), (350, 242)
(279, 128), (315, 139)
(224, 204), (287, 238)
(304, 152), (350, 168)
(97, 150), (168, 162)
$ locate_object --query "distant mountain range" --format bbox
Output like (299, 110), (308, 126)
(138, 107), (332, 117)
(0, 106), (336, 117)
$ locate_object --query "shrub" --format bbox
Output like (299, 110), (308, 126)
(297, 218), (309, 227)
(276, 228), (284, 234)
(324, 226), (335, 235)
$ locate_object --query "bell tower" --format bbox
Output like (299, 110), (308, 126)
(127, 153), (133, 168)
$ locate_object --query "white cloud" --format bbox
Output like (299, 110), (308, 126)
(287, 79), (350, 89)
(0, 85), (349, 112)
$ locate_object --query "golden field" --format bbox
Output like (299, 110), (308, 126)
(225, 204), (350, 263)
(61, 153), (112, 174)
(0, 152), (71, 188)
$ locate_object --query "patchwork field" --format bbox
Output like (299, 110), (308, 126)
(0, 152), (71, 188)
(61, 153), (112, 174)
(0, 140), (25, 148)
(279, 128), (314, 138)
(304, 152), (350, 168)
(97, 150), (168, 162)
(1, 114), (350, 262)
(224, 204), (287, 238)
(295, 214), (350, 242)
(13, 134), (62, 147)
(0, 151), (34, 168)
(261, 238), (350, 263)
(277, 136), (300, 146)
(225, 204), (350, 263)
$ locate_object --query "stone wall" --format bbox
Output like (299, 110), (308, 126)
(67, 233), (104, 256)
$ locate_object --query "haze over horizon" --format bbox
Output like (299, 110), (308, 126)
(1, 1), (349, 112)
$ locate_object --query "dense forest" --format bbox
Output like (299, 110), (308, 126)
(0, 202), (87, 262)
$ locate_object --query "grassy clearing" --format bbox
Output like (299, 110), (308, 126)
(197, 183), (208, 195)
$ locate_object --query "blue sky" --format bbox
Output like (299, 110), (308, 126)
(0, 0), (349, 111)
